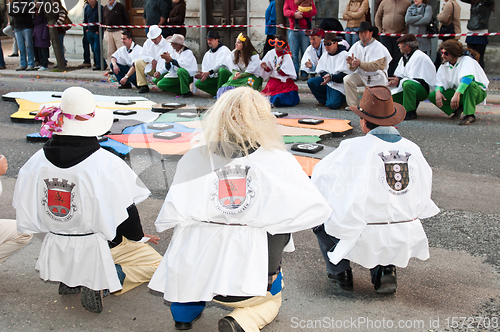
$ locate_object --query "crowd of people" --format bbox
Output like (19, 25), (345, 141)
(0, 0), (493, 123)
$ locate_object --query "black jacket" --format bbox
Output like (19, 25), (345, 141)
(461, 0), (494, 30)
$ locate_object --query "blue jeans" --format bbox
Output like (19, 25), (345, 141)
(86, 30), (106, 68)
(287, 29), (310, 77)
(14, 28), (35, 67)
(83, 31), (91, 64)
(0, 39), (5, 67)
(58, 34), (66, 61)
(307, 76), (346, 109)
(110, 63), (138, 87)
(345, 27), (360, 47)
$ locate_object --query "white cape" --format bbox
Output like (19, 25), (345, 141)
(148, 146), (331, 302)
(436, 55), (489, 91)
(311, 134), (439, 269)
(391, 49), (436, 95)
(14, 149), (150, 292)
(158, 47), (198, 78)
(201, 45), (232, 78)
(112, 42), (143, 67)
(260, 49), (296, 82)
(140, 38), (173, 74)
(349, 39), (392, 86)
(226, 51), (262, 77)
(316, 50), (351, 94)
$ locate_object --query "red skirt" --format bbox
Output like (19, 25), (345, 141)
(262, 77), (298, 97)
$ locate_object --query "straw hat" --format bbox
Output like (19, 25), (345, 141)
(39, 87), (113, 137)
(166, 34), (188, 47)
(350, 86), (405, 126)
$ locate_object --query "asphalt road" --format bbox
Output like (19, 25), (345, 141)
(0, 76), (499, 332)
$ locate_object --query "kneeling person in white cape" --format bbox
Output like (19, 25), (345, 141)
(311, 86), (439, 294)
(148, 87), (331, 331)
(13, 87), (162, 314)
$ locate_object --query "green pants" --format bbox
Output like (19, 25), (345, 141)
(154, 67), (193, 95)
(392, 80), (429, 113)
(428, 81), (487, 116)
(194, 67), (232, 96)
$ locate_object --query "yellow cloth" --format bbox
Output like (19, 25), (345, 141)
(298, 5), (312, 12)
(110, 236), (162, 295)
(0, 219), (32, 264)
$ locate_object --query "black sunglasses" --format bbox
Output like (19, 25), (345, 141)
(324, 41), (337, 46)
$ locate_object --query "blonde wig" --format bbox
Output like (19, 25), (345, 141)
(201, 87), (284, 157)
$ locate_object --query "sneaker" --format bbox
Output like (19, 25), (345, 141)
(118, 83), (132, 89)
(80, 287), (103, 314)
(15, 66), (27, 71)
(327, 270), (353, 290)
(34, 65), (41, 70)
(138, 85), (149, 93)
(58, 282), (81, 295)
(77, 62), (92, 68)
(25, 66), (36, 71)
(38, 66), (49, 71)
(458, 114), (476, 125)
(9, 53), (19, 57)
(404, 110), (417, 120)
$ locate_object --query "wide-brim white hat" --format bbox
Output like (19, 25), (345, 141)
(49, 87), (113, 137)
(147, 25), (162, 39)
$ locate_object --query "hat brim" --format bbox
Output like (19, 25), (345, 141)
(350, 102), (406, 126)
(166, 36), (187, 47)
(55, 107), (114, 137)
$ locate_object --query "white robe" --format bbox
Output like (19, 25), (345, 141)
(111, 42), (143, 67)
(139, 38), (173, 74)
(391, 49), (436, 95)
(311, 133), (439, 269)
(201, 45), (232, 78)
(157, 47), (198, 78)
(260, 49), (296, 82)
(316, 50), (351, 94)
(226, 51), (262, 77)
(349, 39), (392, 86)
(148, 146), (331, 302)
(13, 148), (150, 292)
(436, 55), (489, 91)
(300, 42), (326, 74)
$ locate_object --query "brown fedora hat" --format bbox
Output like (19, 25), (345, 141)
(350, 86), (406, 126)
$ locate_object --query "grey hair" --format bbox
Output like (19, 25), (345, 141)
(406, 40), (419, 49)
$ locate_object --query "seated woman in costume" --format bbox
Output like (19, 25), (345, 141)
(260, 35), (300, 107)
(148, 87), (331, 332)
(216, 33), (263, 98)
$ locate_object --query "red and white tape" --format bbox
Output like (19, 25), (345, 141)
(46, 23), (500, 38)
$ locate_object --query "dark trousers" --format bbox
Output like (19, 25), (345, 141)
(263, 35), (275, 57)
(379, 35), (401, 77)
(35, 47), (49, 68)
(110, 63), (138, 87)
(313, 224), (381, 284)
(467, 43), (486, 69)
(86, 30), (106, 68)
(307, 76), (346, 109)
(83, 30), (91, 64)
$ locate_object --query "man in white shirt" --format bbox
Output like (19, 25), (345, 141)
(134, 25), (172, 93)
(300, 28), (326, 80)
(154, 34), (198, 98)
(312, 86), (439, 294)
(307, 33), (350, 109)
(388, 34), (436, 120)
(343, 21), (392, 108)
(110, 30), (143, 89)
(194, 31), (232, 97)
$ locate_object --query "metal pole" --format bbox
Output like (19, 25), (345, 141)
(98, 0), (103, 70)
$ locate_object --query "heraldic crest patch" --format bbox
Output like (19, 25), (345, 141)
(42, 178), (77, 222)
(378, 151), (414, 195)
(211, 165), (255, 215)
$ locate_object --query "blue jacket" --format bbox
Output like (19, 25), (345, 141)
(265, 0), (276, 35)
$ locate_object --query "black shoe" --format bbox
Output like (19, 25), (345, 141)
(181, 91), (194, 98)
(327, 270), (353, 290)
(300, 76), (309, 81)
(138, 85), (150, 93)
(92, 67), (102, 71)
(58, 282), (81, 295)
(0, 66), (6, 70)
(218, 316), (245, 332)
(451, 107), (463, 119)
(458, 114), (476, 125)
(80, 287), (103, 313)
(404, 110), (417, 120)
(118, 83), (132, 89)
(8, 53), (19, 57)
(374, 265), (397, 294)
(174, 312), (202, 330)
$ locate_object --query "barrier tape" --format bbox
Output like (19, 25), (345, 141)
(46, 22), (500, 38)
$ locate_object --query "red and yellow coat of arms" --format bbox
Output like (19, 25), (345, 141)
(42, 178), (77, 222)
(211, 165), (255, 215)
